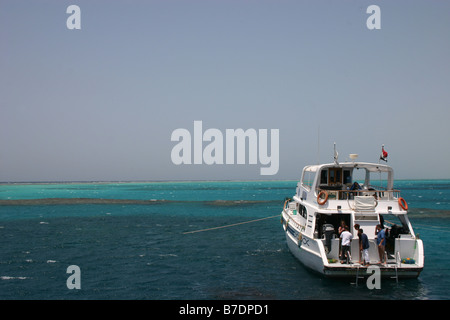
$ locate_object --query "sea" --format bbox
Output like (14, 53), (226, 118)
(0, 180), (449, 300)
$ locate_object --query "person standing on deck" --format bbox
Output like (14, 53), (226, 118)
(358, 228), (370, 266)
(354, 224), (361, 262)
(340, 226), (353, 264)
(375, 224), (386, 264)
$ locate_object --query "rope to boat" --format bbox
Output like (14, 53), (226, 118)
(412, 223), (450, 233)
(384, 219), (450, 234)
(183, 215), (280, 234)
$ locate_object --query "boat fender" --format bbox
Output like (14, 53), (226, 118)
(317, 190), (329, 205)
(398, 197), (408, 210)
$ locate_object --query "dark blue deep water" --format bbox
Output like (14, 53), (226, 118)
(0, 180), (449, 299)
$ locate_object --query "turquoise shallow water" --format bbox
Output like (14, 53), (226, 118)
(0, 180), (449, 299)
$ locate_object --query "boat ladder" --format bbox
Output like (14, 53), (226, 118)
(390, 251), (401, 283)
(349, 252), (365, 287)
(353, 265), (365, 287)
(392, 265), (399, 283)
(383, 251), (400, 283)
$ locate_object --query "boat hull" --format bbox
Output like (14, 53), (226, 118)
(285, 232), (325, 274)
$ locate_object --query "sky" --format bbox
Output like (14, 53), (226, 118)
(1, 0), (450, 182)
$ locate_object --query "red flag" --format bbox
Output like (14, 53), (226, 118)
(380, 145), (388, 162)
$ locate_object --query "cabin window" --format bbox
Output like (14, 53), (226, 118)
(299, 204), (307, 218)
(329, 168), (342, 185)
(343, 170), (352, 185)
(352, 167), (366, 185)
(302, 170), (314, 190)
(320, 170), (327, 184)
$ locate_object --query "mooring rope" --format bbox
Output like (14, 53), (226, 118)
(183, 214), (280, 234)
(413, 223), (450, 233)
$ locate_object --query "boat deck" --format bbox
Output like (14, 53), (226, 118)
(324, 261), (422, 278)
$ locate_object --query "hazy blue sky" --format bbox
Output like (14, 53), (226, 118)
(1, 0), (449, 182)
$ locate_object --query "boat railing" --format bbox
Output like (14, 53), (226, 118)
(395, 251), (401, 267)
(317, 187), (401, 201)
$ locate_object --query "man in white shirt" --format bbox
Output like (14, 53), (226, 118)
(340, 226), (353, 263)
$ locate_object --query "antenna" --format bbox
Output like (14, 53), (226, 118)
(317, 125), (320, 164)
(334, 142), (339, 165)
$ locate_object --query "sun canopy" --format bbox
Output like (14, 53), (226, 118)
(301, 162), (394, 190)
(303, 162), (392, 173)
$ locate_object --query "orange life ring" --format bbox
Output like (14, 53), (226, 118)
(317, 190), (328, 205)
(398, 197), (408, 210)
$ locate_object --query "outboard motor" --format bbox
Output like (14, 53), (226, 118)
(322, 224), (335, 253)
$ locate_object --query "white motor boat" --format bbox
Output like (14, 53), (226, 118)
(281, 148), (424, 278)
